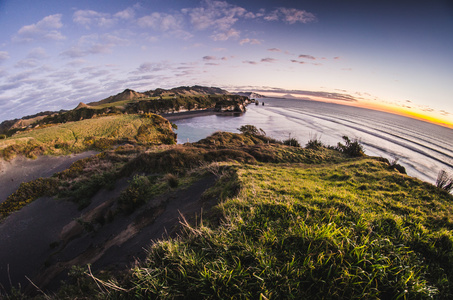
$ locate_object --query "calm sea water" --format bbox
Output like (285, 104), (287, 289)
(173, 98), (453, 184)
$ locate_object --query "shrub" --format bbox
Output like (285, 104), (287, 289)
(436, 170), (453, 192)
(164, 173), (179, 188)
(119, 175), (155, 213)
(283, 137), (301, 147)
(238, 125), (265, 136)
(0, 177), (59, 216)
(305, 136), (323, 150)
(336, 136), (365, 157)
(0, 134), (6, 139)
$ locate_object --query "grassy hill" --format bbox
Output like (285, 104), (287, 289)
(2, 127), (452, 299)
(0, 113), (176, 160)
(0, 86), (247, 137)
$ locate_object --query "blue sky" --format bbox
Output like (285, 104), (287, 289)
(0, 0), (452, 126)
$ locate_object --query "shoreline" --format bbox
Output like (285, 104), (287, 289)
(161, 108), (246, 122)
(160, 108), (218, 121)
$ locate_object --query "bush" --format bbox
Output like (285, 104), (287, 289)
(238, 125), (265, 136)
(336, 136), (365, 157)
(436, 170), (453, 192)
(119, 175), (155, 213)
(305, 137), (323, 150)
(0, 134), (6, 139)
(164, 173), (179, 188)
(283, 137), (301, 147)
(0, 177), (59, 216)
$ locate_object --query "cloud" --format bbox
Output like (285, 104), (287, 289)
(248, 87), (358, 102)
(73, 10), (115, 28)
(203, 56), (217, 61)
(299, 54), (316, 60)
(267, 48), (281, 52)
(15, 59), (39, 69)
(137, 12), (192, 39)
(114, 7), (135, 20)
(14, 14), (65, 42)
(261, 58), (276, 63)
(0, 51), (9, 63)
(183, 0), (248, 41)
(291, 59), (305, 64)
(239, 38), (261, 45)
(264, 8), (316, 24)
(211, 28), (240, 41)
(60, 33), (128, 58)
(138, 13), (181, 31)
(183, 0), (246, 31)
(243, 60), (258, 65)
(135, 62), (166, 73)
(27, 47), (48, 59)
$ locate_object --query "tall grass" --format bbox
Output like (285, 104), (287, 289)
(104, 158), (453, 299)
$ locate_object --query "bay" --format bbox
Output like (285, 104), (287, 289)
(173, 98), (453, 184)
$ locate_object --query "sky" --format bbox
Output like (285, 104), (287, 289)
(0, 0), (452, 127)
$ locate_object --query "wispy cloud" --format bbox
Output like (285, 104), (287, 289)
(211, 28), (240, 41)
(74, 10), (107, 27)
(267, 48), (281, 52)
(243, 60), (258, 65)
(239, 38), (261, 45)
(0, 51), (10, 63)
(261, 57), (276, 63)
(299, 54), (316, 60)
(13, 14), (65, 42)
(203, 55), (217, 61)
(60, 33), (128, 58)
(246, 87), (358, 102)
(264, 8), (316, 24)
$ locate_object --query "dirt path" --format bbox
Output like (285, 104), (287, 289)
(0, 152), (97, 204)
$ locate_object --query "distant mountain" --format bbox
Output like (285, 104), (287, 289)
(88, 89), (147, 106)
(235, 92), (266, 99)
(0, 85), (237, 134)
(144, 85), (229, 97)
(88, 86), (230, 107)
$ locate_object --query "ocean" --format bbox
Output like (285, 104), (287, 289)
(173, 98), (453, 185)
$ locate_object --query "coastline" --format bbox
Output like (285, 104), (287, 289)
(160, 108), (218, 121)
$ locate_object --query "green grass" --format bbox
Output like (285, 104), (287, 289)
(3, 130), (453, 299)
(111, 158), (453, 299)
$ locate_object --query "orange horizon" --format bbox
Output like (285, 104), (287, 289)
(354, 102), (453, 130)
(261, 92), (453, 130)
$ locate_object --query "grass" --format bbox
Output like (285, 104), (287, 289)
(2, 129), (453, 299)
(0, 114), (176, 160)
(114, 158), (453, 299)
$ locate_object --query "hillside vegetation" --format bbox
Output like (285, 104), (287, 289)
(0, 113), (176, 160)
(2, 126), (452, 299)
(0, 86), (250, 137)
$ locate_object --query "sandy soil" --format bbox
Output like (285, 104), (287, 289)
(0, 152), (97, 204)
(0, 173), (217, 294)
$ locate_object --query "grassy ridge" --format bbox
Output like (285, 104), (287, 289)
(121, 158), (453, 299)
(2, 129), (453, 299)
(0, 114), (176, 160)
